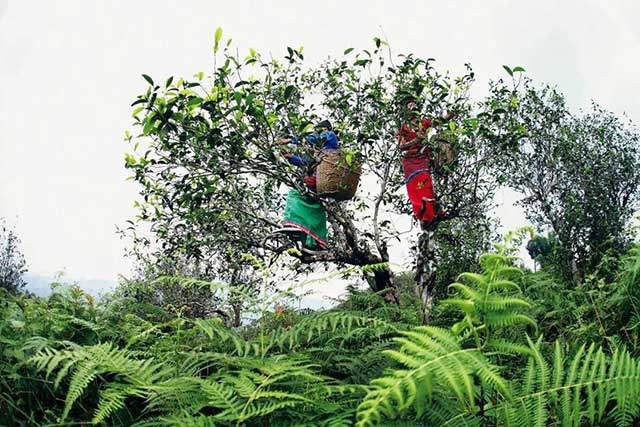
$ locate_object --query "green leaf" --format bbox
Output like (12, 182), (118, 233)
(284, 85), (296, 98)
(502, 65), (513, 77)
(345, 151), (354, 166)
(301, 122), (315, 134)
(142, 74), (154, 86)
(512, 66), (526, 73)
(214, 27), (223, 53)
(132, 106), (144, 117)
(165, 76), (173, 87)
(344, 47), (354, 55)
(10, 320), (24, 329)
(517, 125), (529, 136)
(143, 119), (154, 135)
(187, 97), (203, 109)
(124, 153), (136, 166)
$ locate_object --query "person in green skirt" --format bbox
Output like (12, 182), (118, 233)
(275, 120), (337, 255)
(279, 188), (328, 254)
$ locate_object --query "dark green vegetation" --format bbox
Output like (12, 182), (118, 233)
(0, 219), (27, 295)
(3, 32), (640, 426)
(5, 242), (640, 426)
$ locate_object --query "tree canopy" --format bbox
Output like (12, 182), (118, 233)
(124, 33), (516, 306)
(487, 77), (640, 279)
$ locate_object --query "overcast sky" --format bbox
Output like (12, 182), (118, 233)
(1, 0), (639, 289)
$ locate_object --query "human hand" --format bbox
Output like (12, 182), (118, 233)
(303, 175), (317, 190)
(441, 111), (455, 121)
(281, 150), (292, 159)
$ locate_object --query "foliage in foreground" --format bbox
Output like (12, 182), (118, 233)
(4, 248), (640, 426)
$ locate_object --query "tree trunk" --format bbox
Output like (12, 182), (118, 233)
(415, 231), (437, 325)
(324, 202), (400, 302)
(371, 268), (399, 304)
(232, 301), (242, 327)
(229, 269), (243, 327)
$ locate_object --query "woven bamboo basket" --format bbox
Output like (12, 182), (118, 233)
(431, 132), (458, 172)
(316, 149), (361, 201)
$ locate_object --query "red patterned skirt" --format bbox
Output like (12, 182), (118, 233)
(402, 155), (436, 223)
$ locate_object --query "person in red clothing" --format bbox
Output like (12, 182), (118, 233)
(397, 101), (449, 229)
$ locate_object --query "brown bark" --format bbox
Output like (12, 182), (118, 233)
(415, 231), (437, 324)
(232, 301), (242, 327)
(372, 268), (398, 304)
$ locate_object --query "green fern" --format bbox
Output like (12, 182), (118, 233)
(143, 377), (212, 416)
(435, 337), (640, 427)
(356, 326), (640, 427)
(356, 326), (509, 427)
(496, 338), (640, 427)
(16, 246), (640, 427)
(442, 253), (536, 349)
(31, 342), (171, 422)
(133, 414), (220, 427)
(276, 311), (400, 352)
(92, 383), (130, 424)
(194, 318), (249, 355)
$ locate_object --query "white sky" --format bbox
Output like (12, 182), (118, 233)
(1, 0), (639, 286)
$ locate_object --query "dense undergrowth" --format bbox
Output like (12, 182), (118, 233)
(3, 246), (640, 426)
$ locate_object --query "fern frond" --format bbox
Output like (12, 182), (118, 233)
(487, 279), (523, 293)
(443, 251), (537, 342)
(144, 377), (210, 415)
(64, 361), (99, 420)
(355, 326), (508, 427)
(194, 318), (247, 355)
(485, 338), (532, 356)
(455, 273), (486, 287)
(276, 311), (398, 351)
(31, 342), (170, 422)
(485, 313), (537, 330)
(479, 339), (640, 427)
(133, 414), (219, 427)
(92, 383), (130, 424)
(483, 296), (530, 311)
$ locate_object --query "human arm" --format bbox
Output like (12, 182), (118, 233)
(288, 154), (311, 166)
(279, 136), (300, 145)
(305, 131), (339, 149)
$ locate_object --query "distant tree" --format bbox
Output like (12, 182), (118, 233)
(117, 235), (260, 326)
(525, 232), (568, 275)
(0, 218), (28, 294)
(526, 234), (552, 269)
(428, 212), (498, 296)
(487, 77), (640, 280)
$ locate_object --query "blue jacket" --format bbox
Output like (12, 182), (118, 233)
(288, 131), (339, 166)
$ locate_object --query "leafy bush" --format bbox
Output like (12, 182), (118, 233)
(5, 248), (640, 425)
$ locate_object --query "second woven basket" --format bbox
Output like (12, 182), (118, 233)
(315, 149), (361, 201)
